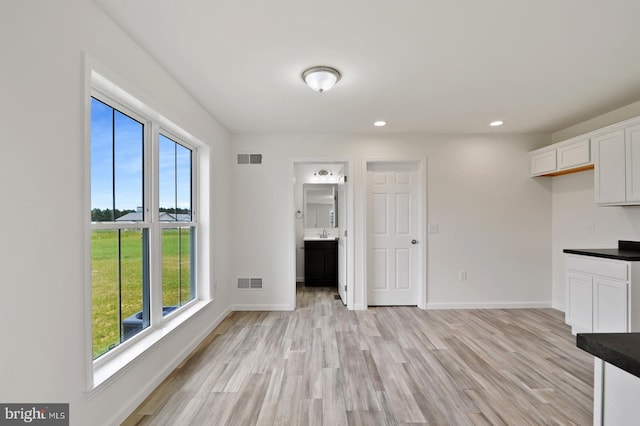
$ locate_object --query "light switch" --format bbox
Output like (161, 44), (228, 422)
(428, 223), (439, 233)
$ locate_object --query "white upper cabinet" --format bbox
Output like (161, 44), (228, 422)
(558, 138), (591, 170)
(625, 123), (640, 203)
(594, 130), (626, 204)
(594, 121), (640, 205)
(531, 115), (640, 206)
(530, 149), (557, 176)
(529, 137), (591, 177)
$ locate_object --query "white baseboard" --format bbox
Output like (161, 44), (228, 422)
(231, 304), (293, 311)
(425, 301), (553, 310)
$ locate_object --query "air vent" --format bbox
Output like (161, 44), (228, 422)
(237, 277), (263, 289)
(237, 154), (263, 165)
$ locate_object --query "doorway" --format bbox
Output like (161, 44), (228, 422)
(365, 160), (426, 307)
(292, 160), (352, 309)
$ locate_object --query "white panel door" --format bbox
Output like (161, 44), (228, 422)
(367, 163), (419, 306)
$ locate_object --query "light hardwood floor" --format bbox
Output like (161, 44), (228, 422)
(123, 286), (593, 425)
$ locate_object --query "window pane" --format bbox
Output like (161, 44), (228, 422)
(120, 229), (148, 341)
(90, 97), (145, 222)
(162, 227), (194, 315)
(114, 111), (144, 220)
(159, 134), (192, 221)
(91, 98), (114, 221)
(158, 135), (176, 218)
(92, 229), (149, 359)
(91, 229), (119, 358)
(176, 143), (192, 221)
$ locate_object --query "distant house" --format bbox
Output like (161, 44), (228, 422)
(115, 211), (144, 221)
(116, 211), (191, 222)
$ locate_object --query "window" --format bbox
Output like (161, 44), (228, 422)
(158, 134), (195, 315)
(90, 94), (197, 360)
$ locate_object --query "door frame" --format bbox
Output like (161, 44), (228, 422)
(289, 158), (354, 310)
(362, 158), (428, 309)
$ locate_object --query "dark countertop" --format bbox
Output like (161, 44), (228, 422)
(563, 240), (640, 261)
(577, 333), (640, 379)
(563, 248), (640, 261)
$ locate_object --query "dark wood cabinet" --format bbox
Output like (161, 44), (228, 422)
(304, 240), (338, 287)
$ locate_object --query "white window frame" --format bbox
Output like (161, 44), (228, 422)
(84, 64), (211, 392)
(154, 128), (199, 321)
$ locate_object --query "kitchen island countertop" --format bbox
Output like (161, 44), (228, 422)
(577, 333), (640, 379)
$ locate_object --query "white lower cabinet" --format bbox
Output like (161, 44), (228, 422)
(566, 271), (594, 333)
(565, 254), (638, 334)
(593, 277), (628, 333)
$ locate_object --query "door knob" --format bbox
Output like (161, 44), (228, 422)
(411, 239), (417, 245)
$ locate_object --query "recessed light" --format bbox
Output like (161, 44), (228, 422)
(490, 120), (504, 127)
(374, 121), (387, 127)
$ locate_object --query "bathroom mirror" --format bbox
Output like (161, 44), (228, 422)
(303, 183), (338, 228)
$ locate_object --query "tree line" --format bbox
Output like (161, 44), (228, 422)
(91, 207), (191, 221)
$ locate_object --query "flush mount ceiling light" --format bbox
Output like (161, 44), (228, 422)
(374, 121), (387, 127)
(302, 66), (341, 93)
(490, 120), (504, 127)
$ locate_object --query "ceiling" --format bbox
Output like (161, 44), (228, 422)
(94, 0), (640, 135)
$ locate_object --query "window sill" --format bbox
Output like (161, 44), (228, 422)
(89, 299), (212, 396)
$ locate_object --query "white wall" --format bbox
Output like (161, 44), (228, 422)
(551, 171), (640, 310)
(552, 99), (640, 143)
(231, 133), (552, 310)
(550, 101), (640, 310)
(0, 1), (232, 425)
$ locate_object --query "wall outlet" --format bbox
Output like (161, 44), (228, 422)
(459, 270), (467, 281)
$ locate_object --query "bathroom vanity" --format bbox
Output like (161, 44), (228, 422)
(304, 239), (338, 287)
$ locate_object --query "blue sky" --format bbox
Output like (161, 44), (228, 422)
(91, 97), (191, 213)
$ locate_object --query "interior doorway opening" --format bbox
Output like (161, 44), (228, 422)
(292, 161), (352, 309)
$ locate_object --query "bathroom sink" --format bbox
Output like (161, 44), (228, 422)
(304, 236), (338, 241)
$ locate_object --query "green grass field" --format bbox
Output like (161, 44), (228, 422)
(92, 228), (192, 358)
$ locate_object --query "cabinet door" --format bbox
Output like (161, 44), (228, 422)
(558, 138), (590, 170)
(625, 124), (640, 203)
(530, 149), (557, 176)
(566, 271), (593, 333)
(594, 278), (628, 333)
(304, 241), (338, 286)
(594, 130), (626, 204)
(305, 248), (326, 283)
